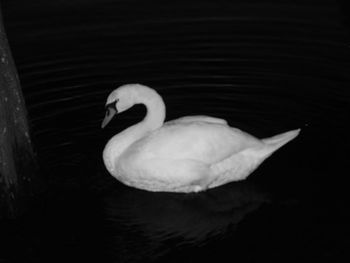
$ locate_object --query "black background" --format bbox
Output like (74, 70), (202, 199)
(0, 0), (349, 262)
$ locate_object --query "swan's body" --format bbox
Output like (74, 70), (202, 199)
(102, 84), (300, 193)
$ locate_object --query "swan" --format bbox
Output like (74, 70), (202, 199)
(102, 84), (300, 193)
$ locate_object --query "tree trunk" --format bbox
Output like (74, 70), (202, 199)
(0, 6), (38, 218)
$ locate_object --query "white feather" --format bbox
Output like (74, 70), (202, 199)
(102, 84), (300, 193)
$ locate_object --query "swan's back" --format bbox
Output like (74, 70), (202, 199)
(122, 122), (262, 164)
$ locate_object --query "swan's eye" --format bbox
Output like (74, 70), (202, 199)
(106, 108), (113, 116)
(105, 99), (119, 112)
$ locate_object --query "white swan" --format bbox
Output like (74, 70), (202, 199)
(102, 84), (300, 193)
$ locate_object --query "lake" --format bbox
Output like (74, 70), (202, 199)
(1, 0), (349, 262)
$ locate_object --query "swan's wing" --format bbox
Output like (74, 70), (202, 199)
(166, 115), (228, 125)
(126, 122), (262, 165)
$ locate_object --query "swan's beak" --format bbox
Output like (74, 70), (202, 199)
(101, 107), (117, 128)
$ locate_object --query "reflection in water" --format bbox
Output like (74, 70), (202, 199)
(1, 1), (349, 262)
(103, 181), (269, 262)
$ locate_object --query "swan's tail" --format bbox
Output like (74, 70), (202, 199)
(208, 129), (300, 189)
(248, 128), (301, 165)
(262, 129), (301, 151)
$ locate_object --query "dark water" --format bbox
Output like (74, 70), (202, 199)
(1, 0), (350, 262)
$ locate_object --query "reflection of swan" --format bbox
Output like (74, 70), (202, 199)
(102, 84), (300, 192)
(103, 181), (269, 262)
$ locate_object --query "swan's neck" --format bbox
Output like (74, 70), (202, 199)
(141, 89), (166, 131)
(103, 89), (166, 173)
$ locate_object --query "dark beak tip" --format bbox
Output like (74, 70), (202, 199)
(101, 107), (117, 128)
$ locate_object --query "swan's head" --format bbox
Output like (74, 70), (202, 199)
(102, 84), (148, 128)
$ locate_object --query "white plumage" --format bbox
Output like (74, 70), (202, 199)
(102, 84), (300, 193)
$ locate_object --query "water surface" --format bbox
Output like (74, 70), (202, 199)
(1, 0), (349, 262)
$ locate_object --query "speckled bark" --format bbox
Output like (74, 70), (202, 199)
(0, 7), (37, 218)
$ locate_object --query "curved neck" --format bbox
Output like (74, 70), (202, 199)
(103, 88), (166, 173)
(140, 88), (166, 131)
